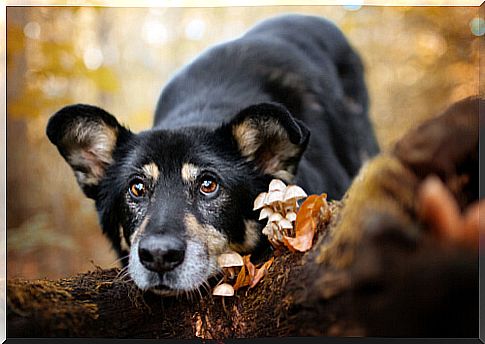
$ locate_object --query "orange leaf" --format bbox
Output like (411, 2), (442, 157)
(250, 257), (274, 289)
(233, 263), (250, 291)
(243, 255), (256, 281)
(283, 193), (328, 252)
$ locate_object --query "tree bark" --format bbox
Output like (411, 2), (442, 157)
(7, 97), (482, 338)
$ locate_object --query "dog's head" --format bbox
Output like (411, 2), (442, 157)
(46, 102), (309, 295)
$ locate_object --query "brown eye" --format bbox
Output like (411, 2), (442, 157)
(129, 178), (146, 198)
(200, 176), (219, 195)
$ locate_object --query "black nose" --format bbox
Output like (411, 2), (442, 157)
(138, 234), (186, 273)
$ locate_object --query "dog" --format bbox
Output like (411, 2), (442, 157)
(46, 14), (379, 295)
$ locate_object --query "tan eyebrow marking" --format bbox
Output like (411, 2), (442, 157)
(181, 163), (199, 183)
(142, 162), (159, 180)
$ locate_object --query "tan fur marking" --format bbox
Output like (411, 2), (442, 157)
(119, 226), (130, 251)
(184, 214), (228, 255)
(230, 219), (260, 253)
(181, 163), (199, 183)
(142, 163), (160, 181)
(130, 216), (150, 244)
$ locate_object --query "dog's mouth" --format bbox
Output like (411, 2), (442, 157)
(149, 284), (174, 295)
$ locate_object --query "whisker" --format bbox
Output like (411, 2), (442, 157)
(109, 254), (130, 267)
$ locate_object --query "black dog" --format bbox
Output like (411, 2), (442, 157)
(46, 14), (379, 295)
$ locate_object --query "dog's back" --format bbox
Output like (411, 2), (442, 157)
(46, 14), (380, 294)
(154, 14), (379, 198)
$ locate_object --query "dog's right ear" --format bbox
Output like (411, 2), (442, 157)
(46, 104), (132, 199)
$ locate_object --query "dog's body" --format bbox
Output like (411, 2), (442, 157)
(46, 14), (378, 295)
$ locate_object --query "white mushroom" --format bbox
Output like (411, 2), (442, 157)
(253, 192), (268, 210)
(278, 218), (293, 236)
(285, 211), (297, 222)
(265, 190), (285, 206)
(217, 252), (244, 268)
(283, 185), (308, 202)
(283, 185), (308, 210)
(278, 218), (293, 230)
(259, 207), (274, 220)
(212, 283), (235, 296)
(268, 179), (287, 192)
(262, 224), (272, 236)
(268, 213), (284, 223)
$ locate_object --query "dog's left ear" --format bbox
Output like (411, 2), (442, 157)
(221, 102), (310, 181)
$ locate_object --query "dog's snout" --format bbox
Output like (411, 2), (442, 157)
(138, 234), (185, 273)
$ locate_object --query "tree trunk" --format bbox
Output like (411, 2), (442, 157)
(7, 97), (482, 338)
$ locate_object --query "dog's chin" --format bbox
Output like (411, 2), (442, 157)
(128, 239), (221, 295)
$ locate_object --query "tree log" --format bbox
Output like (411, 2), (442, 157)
(7, 97), (482, 338)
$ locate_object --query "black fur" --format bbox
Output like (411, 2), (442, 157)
(46, 14), (379, 293)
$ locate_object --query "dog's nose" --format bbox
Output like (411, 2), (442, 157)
(138, 234), (185, 273)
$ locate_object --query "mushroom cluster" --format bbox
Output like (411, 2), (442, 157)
(253, 179), (307, 247)
(212, 251), (244, 296)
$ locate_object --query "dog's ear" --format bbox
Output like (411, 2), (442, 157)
(222, 102), (310, 181)
(46, 104), (131, 199)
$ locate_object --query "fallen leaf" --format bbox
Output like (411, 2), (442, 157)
(283, 193), (329, 252)
(233, 255), (274, 290)
(249, 257), (274, 288)
(233, 262), (250, 291)
(244, 255), (256, 281)
(233, 255), (254, 290)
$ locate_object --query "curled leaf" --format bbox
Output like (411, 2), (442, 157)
(283, 193), (330, 252)
(233, 262), (251, 291)
(250, 257), (274, 289)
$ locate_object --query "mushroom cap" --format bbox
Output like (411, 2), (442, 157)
(262, 224), (272, 236)
(283, 185), (308, 202)
(265, 190), (285, 205)
(268, 213), (284, 223)
(212, 283), (235, 296)
(217, 252), (244, 268)
(259, 207), (274, 220)
(278, 218), (293, 229)
(285, 211), (297, 222)
(268, 179), (287, 192)
(253, 192), (267, 210)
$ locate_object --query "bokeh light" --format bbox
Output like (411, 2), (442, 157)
(469, 17), (484, 36)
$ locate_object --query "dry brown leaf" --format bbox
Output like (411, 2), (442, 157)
(283, 193), (329, 252)
(233, 255), (274, 290)
(249, 257), (274, 289)
(243, 255), (256, 281)
(233, 262), (250, 291)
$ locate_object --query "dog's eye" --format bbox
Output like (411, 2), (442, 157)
(200, 176), (219, 195)
(129, 178), (146, 198)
